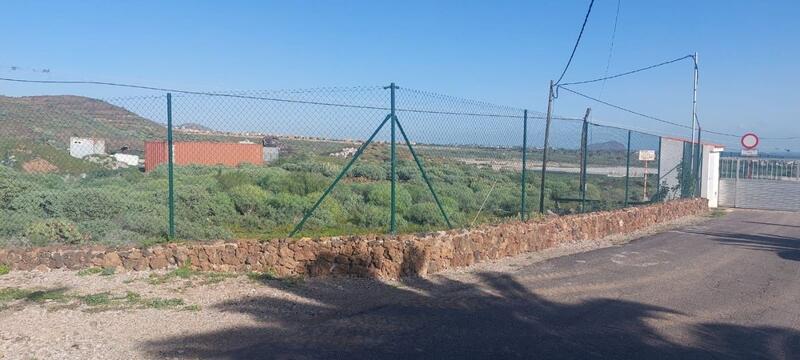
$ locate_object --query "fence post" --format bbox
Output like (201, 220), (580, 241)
(521, 109), (528, 220)
(695, 127), (702, 197)
(389, 83), (397, 234)
(166, 93), (175, 240)
(656, 136), (662, 197)
(539, 80), (554, 213)
(579, 108), (590, 212)
(624, 130), (632, 207)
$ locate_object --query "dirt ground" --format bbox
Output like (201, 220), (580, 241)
(0, 214), (712, 360)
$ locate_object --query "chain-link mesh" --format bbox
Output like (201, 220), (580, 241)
(0, 83), (705, 247)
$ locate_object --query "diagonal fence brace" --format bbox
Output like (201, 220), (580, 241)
(289, 114), (392, 237)
(394, 116), (453, 229)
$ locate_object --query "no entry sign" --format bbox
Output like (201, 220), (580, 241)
(741, 133), (759, 150)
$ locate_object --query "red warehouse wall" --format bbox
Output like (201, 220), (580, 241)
(145, 141), (263, 172)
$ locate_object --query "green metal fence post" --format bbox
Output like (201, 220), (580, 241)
(395, 118), (452, 229)
(539, 80), (554, 214)
(521, 109), (527, 221)
(656, 136), (662, 196)
(695, 127), (702, 197)
(624, 130), (632, 207)
(166, 93), (175, 240)
(389, 83), (397, 234)
(579, 108), (590, 212)
(290, 114), (393, 237)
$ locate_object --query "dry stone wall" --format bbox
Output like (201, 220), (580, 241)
(0, 199), (708, 279)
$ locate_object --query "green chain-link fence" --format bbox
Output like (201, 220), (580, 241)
(0, 83), (702, 248)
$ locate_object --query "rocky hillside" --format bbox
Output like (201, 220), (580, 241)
(0, 95), (166, 154)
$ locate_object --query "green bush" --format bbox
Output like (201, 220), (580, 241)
(364, 184), (412, 210)
(406, 202), (446, 226)
(216, 171), (255, 191)
(350, 163), (386, 180)
(24, 219), (84, 246)
(228, 184), (270, 215)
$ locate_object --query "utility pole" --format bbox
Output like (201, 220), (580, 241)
(690, 52), (699, 181)
(539, 80), (554, 214)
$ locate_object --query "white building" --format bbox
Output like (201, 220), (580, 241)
(69, 137), (106, 159)
(113, 153), (141, 167)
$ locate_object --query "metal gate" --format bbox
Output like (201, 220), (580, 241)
(718, 157), (800, 211)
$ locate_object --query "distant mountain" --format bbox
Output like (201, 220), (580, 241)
(177, 123), (214, 132)
(587, 140), (626, 151)
(0, 95), (166, 154)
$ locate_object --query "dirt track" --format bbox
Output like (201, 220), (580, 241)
(1, 209), (799, 359)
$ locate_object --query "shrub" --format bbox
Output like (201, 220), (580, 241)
(228, 184), (270, 215)
(24, 219), (84, 246)
(175, 185), (237, 223)
(216, 171), (255, 191)
(120, 213), (168, 238)
(77, 220), (117, 242)
(350, 163), (386, 180)
(0, 169), (39, 206)
(364, 184), (411, 210)
(98, 229), (148, 247)
(352, 204), (390, 228)
(406, 202), (446, 226)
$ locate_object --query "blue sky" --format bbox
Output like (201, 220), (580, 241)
(1, 0), (798, 150)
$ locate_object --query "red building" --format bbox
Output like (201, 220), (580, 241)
(144, 141), (263, 172)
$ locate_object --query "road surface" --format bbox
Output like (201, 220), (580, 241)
(144, 209), (800, 359)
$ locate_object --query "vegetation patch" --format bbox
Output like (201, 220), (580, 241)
(0, 287), (195, 312)
(0, 263), (9, 276)
(146, 261), (235, 286)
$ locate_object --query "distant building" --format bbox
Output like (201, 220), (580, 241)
(69, 137), (106, 159)
(263, 147), (280, 162)
(144, 141), (263, 172)
(331, 147), (358, 158)
(113, 153), (140, 167)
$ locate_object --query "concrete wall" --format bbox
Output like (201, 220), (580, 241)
(0, 199), (708, 279)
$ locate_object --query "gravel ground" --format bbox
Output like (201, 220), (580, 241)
(0, 213), (720, 360)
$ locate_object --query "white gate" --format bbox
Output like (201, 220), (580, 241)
(718, 157), (800, 211)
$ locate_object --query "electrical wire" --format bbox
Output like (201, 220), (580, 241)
(559, 55), (694, 87)
(598, 0), (622, 99)
(558, 85), (691, 129)
(555, 0), (595, 85)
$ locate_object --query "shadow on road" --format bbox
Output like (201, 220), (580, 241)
(691, 230), (800, 262)
(143, 271), (800, 359)
(743, 221), (800, 229)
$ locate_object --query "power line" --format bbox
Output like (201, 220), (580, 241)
(598, 0), (622, 99)
(558, 85), (691, 129)
(559, 86), (800, 141)
(554, 0), (595, 85)
(559, 55), (694, 87)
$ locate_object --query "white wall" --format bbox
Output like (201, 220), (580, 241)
(701, 145), (724, 208)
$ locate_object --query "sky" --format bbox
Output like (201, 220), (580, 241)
(1, 0), (799, 151)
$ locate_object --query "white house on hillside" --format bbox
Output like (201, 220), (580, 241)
(69, 137), (106, 159)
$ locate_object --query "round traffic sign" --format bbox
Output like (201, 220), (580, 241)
(741, 133), (759, 150)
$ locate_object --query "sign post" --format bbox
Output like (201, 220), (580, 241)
(638, 150), (656, 200)
(740, 133), (759, 157)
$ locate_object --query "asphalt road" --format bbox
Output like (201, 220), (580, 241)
(147, 209), (800, 359)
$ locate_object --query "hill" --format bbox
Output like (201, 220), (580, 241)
(177, 123), (214, 132)
(0, 95), (166, 154)
(587, 140), (626, 151)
